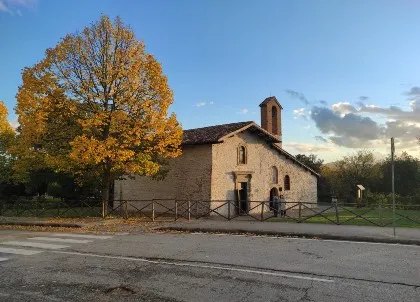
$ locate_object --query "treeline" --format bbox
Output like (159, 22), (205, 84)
(296, 151), (420, 205)
(0, 170), (102, 201)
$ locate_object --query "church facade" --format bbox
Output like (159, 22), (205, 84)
(115, 97), (318, 215)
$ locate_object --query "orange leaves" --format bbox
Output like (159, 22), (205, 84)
(0, 101), (14, 136)
(14, 15), (183, 187)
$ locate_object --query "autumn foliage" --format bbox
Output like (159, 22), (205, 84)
(0, 101), (16, 183)
(14, 16), (183, 214)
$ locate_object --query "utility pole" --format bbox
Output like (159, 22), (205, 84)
(391, 137), (396, 237)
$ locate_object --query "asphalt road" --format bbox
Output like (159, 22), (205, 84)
(0, 229), (419, 301)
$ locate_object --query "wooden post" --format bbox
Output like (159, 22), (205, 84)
(175, 200), (178, 221)
(391, 137), (396, 236)
(124, 201), (128, 220)
(188, 200), (191, 221)
(260, 202), (264, 221)
(120, 183), (127, 219)
(298, 202), (302, 221)
(152, 200), (155, 222)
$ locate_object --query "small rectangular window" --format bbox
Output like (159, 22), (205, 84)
(238, 145), (247, 164)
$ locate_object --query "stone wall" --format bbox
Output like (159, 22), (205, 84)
(211, 130), (317, 216)
(115, 130), (317, 217)
(114, 144), (212, 213)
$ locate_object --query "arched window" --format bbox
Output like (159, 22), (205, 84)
(271, 166), (278, 184)
(272, 105), (278, 134)
(238, 145), (247, 164)
(284, 175), (290, 191)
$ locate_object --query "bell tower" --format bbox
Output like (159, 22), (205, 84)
(259, 96), (283, 146)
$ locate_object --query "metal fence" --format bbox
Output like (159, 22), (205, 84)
(1, 198), (419, 227)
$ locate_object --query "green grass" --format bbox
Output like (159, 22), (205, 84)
(271, 207), (420, 228)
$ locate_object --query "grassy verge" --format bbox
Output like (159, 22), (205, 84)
(270, 207), (420, 228)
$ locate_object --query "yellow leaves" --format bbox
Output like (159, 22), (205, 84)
(14, 15), (183, 184)
(0, 101), (14, 136)
(70, 135), (136, 166)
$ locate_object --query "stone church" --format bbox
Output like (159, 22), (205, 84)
(115, 96), (318, 216)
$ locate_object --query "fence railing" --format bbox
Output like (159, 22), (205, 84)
(1, 199), (419, 227)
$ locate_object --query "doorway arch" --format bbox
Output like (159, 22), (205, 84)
(269, 187), (279, 201)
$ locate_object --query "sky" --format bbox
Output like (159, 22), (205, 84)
(0, 0), (419, 162)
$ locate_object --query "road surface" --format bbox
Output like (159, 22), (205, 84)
(0, 229), (419, 301)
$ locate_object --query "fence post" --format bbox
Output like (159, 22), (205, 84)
(260, 202), (264, 221)
(152, 200), (155, 222)
(298, 202), (302, 221)
(188, 200), (191, 221)
(175, 200), (178, 221)
(124, 200), (128, 220)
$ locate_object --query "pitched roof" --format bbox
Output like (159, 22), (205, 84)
(181, 121), (319, 177)
(259, 96), (283, 109)
(182, 121), (253, 145)
(182, 121), (280, 145)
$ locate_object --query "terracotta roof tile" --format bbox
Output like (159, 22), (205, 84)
(182, 121), (253, 145)
(181, 121), (318, 177)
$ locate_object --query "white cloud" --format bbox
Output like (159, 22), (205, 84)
(331, 102), (357, 116)
(194, 102), (206, 107)
(283, 142), (339, 154)
(285, 90), (309, 105)
(293, 108), (306, 119)
(310, 98), (420, 159)
(194, 100), (214, 107)
(0, 0), (35, 15)
(237, 108), (249, 114)
(0, 1), (10, 12)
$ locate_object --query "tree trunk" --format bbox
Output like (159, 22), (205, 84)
(102, 167), (111, 218)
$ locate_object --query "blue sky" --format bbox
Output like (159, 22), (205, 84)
(1, 0), (419, 162)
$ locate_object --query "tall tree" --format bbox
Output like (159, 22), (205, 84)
(295, 154), (324, 173)
(323, 150), (380, 202)
(14, 16), (183, 215)
(379, 152), (420, 197)
(0, 101), (16, 183)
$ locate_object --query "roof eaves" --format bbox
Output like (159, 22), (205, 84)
(272, 144), (320, 177)
(217, 122), (255, 142)
(218, 122), (281, 144)
(181, 140), (222, 146)
(250, 124), (281, 142)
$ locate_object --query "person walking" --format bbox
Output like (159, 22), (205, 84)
(279, 194), (286, 217)
(272, 195), (279, 217)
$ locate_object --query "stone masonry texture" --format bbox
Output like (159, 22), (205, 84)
(116, 129), (317, 216)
